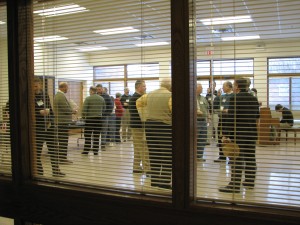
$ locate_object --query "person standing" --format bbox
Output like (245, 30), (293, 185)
(129, 80), (150, 176)
(96, 84), (113, 151)
(53, 82), (76, 164)
(138, 78), (172, 189)
(34, 78), (64, 176)
(196, 83), (209, 162)
(120, 87), (131, 142)
(213, 81), (234, 163)
(81, 86), (106, 155)
(206, 80), (218, 143)
(219, 78), (260, 193)
(114, 93), (124, 143)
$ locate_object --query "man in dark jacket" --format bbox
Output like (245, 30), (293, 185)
(219, 78), (260, 193)
(275, 104), (294, 128)
(34, 77), (64, 177)
(96, 84), (113, 151)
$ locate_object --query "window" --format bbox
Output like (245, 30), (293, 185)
(269, 57), (300, 74)
(94, 63), (160, 95)
(196, 59), (254, 95)
(32, 0), (172, 197)
(213, 59), (254, 76)
(195, 0), (300, 210)
(268, 57), (300, 110)
(127, 64), (159, 79)
(0, 2), (11, 176)
(94, 66), (124, 80)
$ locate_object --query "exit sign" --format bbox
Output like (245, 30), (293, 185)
(206, 50), (214, 55)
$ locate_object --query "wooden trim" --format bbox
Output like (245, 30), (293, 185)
(171, 0), (196, 208)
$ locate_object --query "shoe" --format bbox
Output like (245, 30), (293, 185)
(218, 184), (240, 193)
(60, 159), (73, 164)
(53, 171), (66, 177)
(214, 158), (226, 163)
(243, 182), (255, 189)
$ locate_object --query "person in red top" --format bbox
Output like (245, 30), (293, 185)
(114, 93), (124, 143)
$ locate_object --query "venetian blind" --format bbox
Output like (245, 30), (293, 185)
(32, 0), (172, 197)
(0, 2), (11, 177)
(194, 0), (300, 209)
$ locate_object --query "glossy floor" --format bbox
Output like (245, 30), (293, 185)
(33, 133), (300, 208)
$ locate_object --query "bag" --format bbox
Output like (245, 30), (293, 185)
(222, 142), (240, 159)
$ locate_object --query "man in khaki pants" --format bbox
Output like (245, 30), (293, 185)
(128, 80), (150, 175)
(120, 87), (131, 142)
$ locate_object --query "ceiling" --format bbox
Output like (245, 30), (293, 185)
(1, 0), (300, 51)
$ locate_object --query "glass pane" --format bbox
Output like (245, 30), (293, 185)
(33, 0), (172, 197)
(94, 66), (124, 79)
(213, 59), (253, 75)
(269, 77), (289, 109)
(197, 61), (210, 76)
(291, 77), (300, 110)
(269, 57), (300, 74)
(127, 64), (159, 79)
(0, 2), (11, 176)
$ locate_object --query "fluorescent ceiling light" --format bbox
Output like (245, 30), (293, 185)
(34, 35), (68, 42)
(0, 21), (5, 25)
(34, 4), (88, 17)
(200, 15), (252, 26)
(135, 42), (169, 47)
(76, 46), (108, 52)
(221, 35), (260, 41)
(94, 27), (139, 35)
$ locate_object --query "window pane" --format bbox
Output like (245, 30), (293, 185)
(127, 64), (159, 79)
(33, 0), (172, 197)
(269, 58), (300, 74)
(291, 78), (300, 110)
(197, 61), (210, 76)
(269, 77), (289, 109)
(213, 59), (253, 75)
(94, 66), (124, 79)
(0, 2), (11, 176)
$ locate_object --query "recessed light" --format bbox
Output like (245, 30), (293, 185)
(34, 35), (68, 42)
(200, 15), (252, 26)
(94, 27), (139, 35)
(34, 4), (88, 17)
(221, 35), (260, 41)
(135, 42), (169, 47)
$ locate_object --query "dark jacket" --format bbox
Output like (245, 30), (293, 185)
(120, 94), (131, 109)
(225, 91), (260, 141)
(128, 92), (142, 129)
(100, 93), (113, 116)
(281, 107), (294, 126)
(35, 92), (54, 130)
